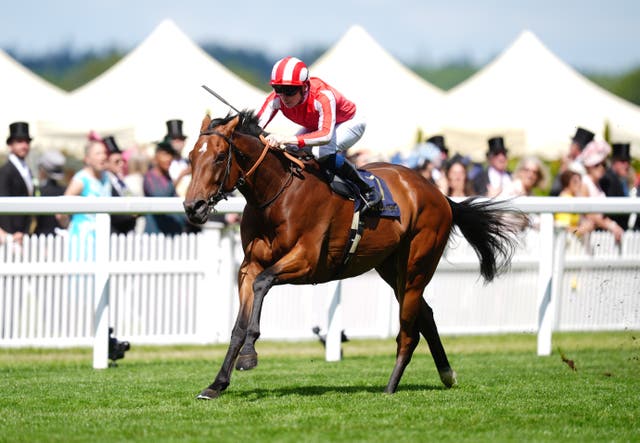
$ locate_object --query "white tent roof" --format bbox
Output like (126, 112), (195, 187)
(309, 25), (445, 157)
(54, 19), (267, 156)
(442, 30), (640, 161)
(0, 49), (67, 154)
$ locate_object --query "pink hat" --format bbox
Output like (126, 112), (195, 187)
(578, 140), (611, 167)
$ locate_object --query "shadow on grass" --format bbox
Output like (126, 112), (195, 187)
(219, 383), (447, 400)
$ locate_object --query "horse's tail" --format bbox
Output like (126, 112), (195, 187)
(448, 197), (530, 283)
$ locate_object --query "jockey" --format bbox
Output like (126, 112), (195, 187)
(257, 56), (381, 211)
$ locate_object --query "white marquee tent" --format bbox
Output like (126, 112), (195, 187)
(47, 19), (268, 156)
(442, 30), (640, 161)
(0, 49), (68, 155)
(309, 25), (445, 158)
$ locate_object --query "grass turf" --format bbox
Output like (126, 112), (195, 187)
(0, 331), (638, 442)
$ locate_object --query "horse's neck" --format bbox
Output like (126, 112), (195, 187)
(236, 138), (292, 207)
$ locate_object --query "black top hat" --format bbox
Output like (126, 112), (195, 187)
(427, 135), (448, 154)
(487, 136), (508, 156)
(611, 142), (631, 162)
(6, 121), (32, 144)
(166, 119), (186, 140)
(103, 135), (122, 155)
(571, 127), (594, 150)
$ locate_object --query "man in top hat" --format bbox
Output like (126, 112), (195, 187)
(472, 136), (512, 197)
(34, 150), (66, 236)
(550, 126), (595, 196)
(103, 135), (137, 234)
(0, 122), (35, 244)
(600, 142), (632, 229)
(164, 119), (190, 192)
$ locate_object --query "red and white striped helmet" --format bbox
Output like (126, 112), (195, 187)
(270, 56), (309, 86)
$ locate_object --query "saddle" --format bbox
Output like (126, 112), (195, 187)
(293, 153), (401, 266)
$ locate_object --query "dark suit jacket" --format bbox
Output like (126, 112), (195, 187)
(471, 168), (512, 196)
(110, 177), (137, 235)
(34, 179), (66, 235)
(0, 160), (32, 233)
(600, 168), (629, 229)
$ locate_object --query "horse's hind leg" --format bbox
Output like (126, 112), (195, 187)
(384, 289), (421, 394)
(417, 297), (457, 388)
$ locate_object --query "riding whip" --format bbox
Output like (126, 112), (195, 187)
(201, 85), (241, 114)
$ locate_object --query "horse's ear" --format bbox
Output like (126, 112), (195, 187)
(219, 115), (241, 135)
(200, 114), (211, 132)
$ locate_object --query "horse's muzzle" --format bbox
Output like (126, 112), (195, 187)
(183, 199), (210, 224)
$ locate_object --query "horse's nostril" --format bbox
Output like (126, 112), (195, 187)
(183, 199), (206, 214)
(193, 200), (207, 212)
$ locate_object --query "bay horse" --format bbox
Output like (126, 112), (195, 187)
(183, 111), (529, 400)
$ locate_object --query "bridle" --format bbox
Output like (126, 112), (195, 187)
(198, 128), (301, 210)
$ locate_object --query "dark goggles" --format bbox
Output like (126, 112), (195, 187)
(273, 85), (301, 96)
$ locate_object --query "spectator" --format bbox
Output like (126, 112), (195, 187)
(442, 155), (473, 197)
(550, 127), (594, 196)
(472, 136), (512, 197)
(407, 141), (442, 184)
(59, 133), (112, 260)
(104, 135), (137, 234)
(165, 119), (191, 197)
(123, 149), (148, 197)
(34, 150), (66, 236)
(600, 142), (632, 229)
(554, 168), (594, 236)
(500, 156), (548, 197)
(143, 141), (186, 235)
(0, 122), (35, 244)
(123, 149), (149, 233)
(425, 135), (450, 184)
(577, 140), (624, 242)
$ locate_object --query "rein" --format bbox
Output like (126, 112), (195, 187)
(199, 129), (304, 209)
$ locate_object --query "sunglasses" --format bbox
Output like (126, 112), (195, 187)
(273, 85), (301, 96)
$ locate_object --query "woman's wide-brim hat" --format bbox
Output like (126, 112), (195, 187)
(38, 151), (66, 181)
(579, 140), (611, 167)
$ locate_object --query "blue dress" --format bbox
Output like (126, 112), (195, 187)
(68, 169), (111, 261)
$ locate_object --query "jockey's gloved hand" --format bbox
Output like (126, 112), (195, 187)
(265, 133), (296, 149)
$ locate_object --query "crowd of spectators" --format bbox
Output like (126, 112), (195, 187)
(0, 119), (205, 245)
(1, 120), (638, 248)
(381, 126), (638, 239)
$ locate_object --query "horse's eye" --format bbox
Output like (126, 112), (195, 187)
(215, 152), (227, 163)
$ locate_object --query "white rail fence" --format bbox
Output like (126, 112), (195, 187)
(0, 197), (639, 366)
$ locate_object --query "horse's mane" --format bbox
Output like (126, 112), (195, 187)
(208, 110), (264, 138)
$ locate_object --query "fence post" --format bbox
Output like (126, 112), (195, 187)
(550, 228), (566, 332)
(93, 214), (111, 369)
(325, 280), (342, 362)
(196, 223), (222, 343)
(536, 213), (554, 356)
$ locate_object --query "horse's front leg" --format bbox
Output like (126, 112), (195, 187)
(197, 262), (262, 399)
(236, 246), (312, 371)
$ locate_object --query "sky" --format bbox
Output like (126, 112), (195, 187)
(2, 0), (639, 73)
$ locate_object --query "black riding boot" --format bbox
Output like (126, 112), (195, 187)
(336, 160), (382, 211)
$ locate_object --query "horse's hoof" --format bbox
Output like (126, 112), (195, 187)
(196, 388), (221, 400)
(439, 368), (458, 388)
(236, 353), (258, 371)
